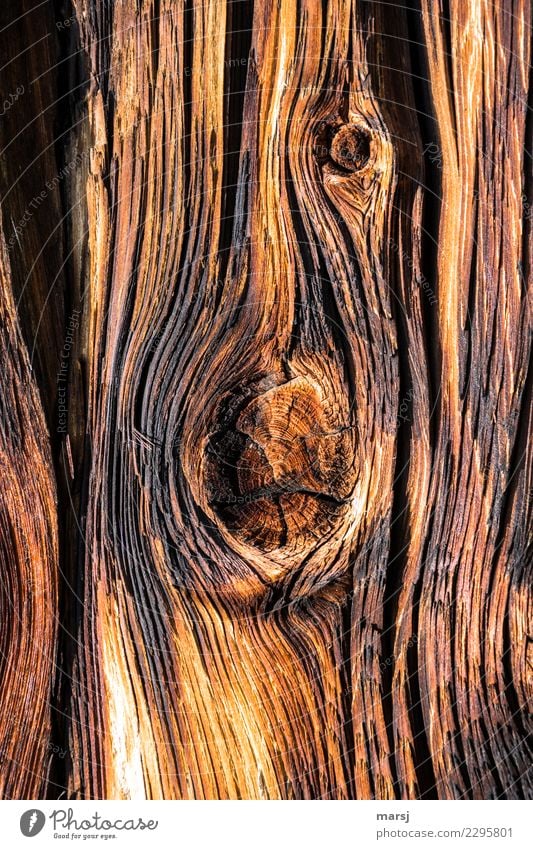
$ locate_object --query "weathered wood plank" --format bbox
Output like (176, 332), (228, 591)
(0, 0), (530, 801)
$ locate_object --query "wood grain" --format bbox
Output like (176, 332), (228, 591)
(0, 0), (530, 799)
(0, 212), (58, 798)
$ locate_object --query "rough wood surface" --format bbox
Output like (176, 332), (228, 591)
(0, 0), (531, 799)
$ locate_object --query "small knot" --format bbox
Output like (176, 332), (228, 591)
(329, 125), (371, 172)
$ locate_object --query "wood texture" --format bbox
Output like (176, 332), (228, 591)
(0, 0), (531, 799)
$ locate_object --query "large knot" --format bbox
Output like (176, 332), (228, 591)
(205, 375), (357, 552)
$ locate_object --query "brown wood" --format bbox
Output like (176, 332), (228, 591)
(0, 0), (531, 799)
